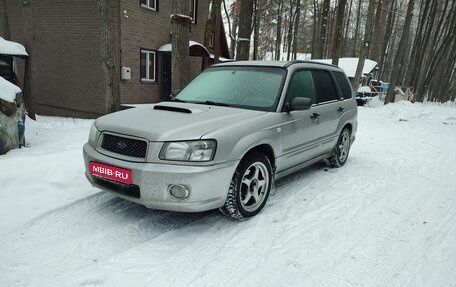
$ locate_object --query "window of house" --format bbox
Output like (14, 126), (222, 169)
(140, 49), (156, 82)
(189, 0), (197, 23)
(140, 0), (157, 11)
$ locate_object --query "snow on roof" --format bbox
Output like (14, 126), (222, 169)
(312, 58), (377, 78)
(0, 37), (28, 57)
(157, 40), (209, 56)
(0, 77), (21, 103)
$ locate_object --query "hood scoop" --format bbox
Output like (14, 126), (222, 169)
(154, 105), (192, 114)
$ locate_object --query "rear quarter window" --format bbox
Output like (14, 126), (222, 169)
(333, 71), (353, 99)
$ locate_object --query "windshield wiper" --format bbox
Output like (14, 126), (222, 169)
(170, 98), (187, 103)
(199, 101), (231, 107)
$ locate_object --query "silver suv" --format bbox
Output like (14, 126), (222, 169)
(83, 61), (357, 219)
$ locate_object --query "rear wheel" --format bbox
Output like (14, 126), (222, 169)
(220, 152), (272, 220)
(328, 128), (351, 167)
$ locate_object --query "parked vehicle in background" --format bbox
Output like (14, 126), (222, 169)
(0, 60), (18, 85)
(0, 37), (28, 155)
(0, 77), (26, 155)
(83, 60), (358, 220)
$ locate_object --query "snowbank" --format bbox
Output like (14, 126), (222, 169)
(313, 58), (378, 78)
(0, 76), (21, 102)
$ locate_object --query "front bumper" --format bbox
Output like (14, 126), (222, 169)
(83, 143), (237, 212)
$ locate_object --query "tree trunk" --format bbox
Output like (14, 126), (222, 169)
(292, 0), (301, 59)
(384, 0), (415, 104)
(341, 0), (353, 56)
(351, 0), (375, 92)
(318, 0), (330, 58)
(274, 0), (284, 60)
(378, 0), (396, 80)
(229, 0), (241, 57)
(311, 0), (320, 59)
(214, 0), (222, 63)
(236, 0), (254, 60)
(405, 0), (430, 87)
(97, 0), (120, 114)
(330, 0), (347, 65)
(351, 0), (362, 57)
(286, 0), (294, 61)
(252, 0), (260, 60)
(171, 0), (191, 90)
(21, 0), (35, 120)
(0, 0), (11, 40)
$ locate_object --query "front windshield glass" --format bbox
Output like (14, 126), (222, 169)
(175, 66), (286, 111)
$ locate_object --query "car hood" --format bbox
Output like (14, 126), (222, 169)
(95, 102), (266, 142)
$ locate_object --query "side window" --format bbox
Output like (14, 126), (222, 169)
(285, 70), (316, 105)
(311, 70), (338, 103)
(333, 71), (353, 99)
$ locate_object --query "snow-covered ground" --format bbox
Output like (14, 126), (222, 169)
(1, 100), (455, 287)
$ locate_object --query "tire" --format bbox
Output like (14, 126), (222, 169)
(328, 128), (351, 167)
(220, 152), (273, 220)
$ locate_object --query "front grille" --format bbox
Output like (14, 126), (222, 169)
(101, 133), (147, 158)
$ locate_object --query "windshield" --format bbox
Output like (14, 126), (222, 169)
(175, 66), (286, 111)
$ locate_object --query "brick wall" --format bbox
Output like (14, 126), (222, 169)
(4, 0), (120, 118)
(119, 0), (210, 104)
(2, 0), (210, 117)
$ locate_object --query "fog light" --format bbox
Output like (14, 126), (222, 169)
(168, 184), (190, 200)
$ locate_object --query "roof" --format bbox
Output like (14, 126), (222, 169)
(312, 58), (377, 78)
(158, 40), (210, 57)
(0, 37), (28, 58)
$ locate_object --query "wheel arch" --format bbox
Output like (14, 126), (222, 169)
(241, 144), (276, 173)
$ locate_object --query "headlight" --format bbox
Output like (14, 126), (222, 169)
(88, 122), (100, 146)
(159, 140), (216, 162)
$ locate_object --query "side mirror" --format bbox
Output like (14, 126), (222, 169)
(286, 97), (312, 113)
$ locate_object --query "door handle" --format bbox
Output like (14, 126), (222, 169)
(337, 107), (344, 113)
(310, 113), (320, 120)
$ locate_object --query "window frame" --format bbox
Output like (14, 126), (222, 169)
(140, 49), (157, 83)
(189, 0), (197, 24)
(140, 0), (157, 11)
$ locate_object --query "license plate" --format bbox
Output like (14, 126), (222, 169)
(90, 162), (133, 184)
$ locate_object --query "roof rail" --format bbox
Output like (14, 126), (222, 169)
(284, 60), (336, 68)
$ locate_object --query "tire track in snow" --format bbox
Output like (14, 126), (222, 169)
(0, 191), (212, 287)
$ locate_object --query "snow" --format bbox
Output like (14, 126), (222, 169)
(0, 76), (21, 102)
(1, 101), (456, 286)
(0, 37), (28, 57)
(313, 58), (378, 78)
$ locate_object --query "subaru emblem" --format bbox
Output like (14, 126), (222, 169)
(116, 141), (127, 150)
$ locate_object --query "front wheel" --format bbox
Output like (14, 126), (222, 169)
(220, 152), (273, 220)
(328, 128), (351, 167)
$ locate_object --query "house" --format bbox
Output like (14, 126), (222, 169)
(1, 0), (230, 118)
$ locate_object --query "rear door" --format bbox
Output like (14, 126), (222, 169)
(310, 69), (343, 152)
